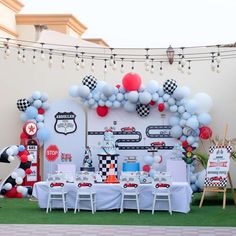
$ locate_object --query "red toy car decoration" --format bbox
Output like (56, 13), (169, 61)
(151, 141), (166, 147)
(121, 127), (135, 132)
(155, 183), (170, 188)
(78, 183), (92, 187)
(50, 182), (64, 188)
(123, 183), (138, 188)
(210, 176), (223, 182)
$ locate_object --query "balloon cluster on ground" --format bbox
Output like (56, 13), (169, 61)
(69, 73), (213, 163)
(17, 91), (50, 144)
(0, 145), (33, 197)
(190, 165), (206, 192)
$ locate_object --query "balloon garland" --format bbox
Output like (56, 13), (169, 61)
(69, 73), (213, 164)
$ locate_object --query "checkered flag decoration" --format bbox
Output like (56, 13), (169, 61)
(209, 146), (233, 153)
(82, 75), (97, 91)
(16, 98), (31, 111)
(136, 104), (150, 117)
(204, 177), (228, 187)
(163, 79), (178, 95)
(99, 155), (118, 181)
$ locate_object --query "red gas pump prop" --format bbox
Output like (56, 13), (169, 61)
(21, 121), (41, 186)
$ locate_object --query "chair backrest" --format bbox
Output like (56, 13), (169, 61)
(47, 174), (65, 192)
(120, 172), (140, 190)
(57, 163), (76, 182)
(152, 172), (172, 190)
(76, 171), (94, 189)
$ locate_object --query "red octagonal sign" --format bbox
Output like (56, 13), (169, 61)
(46, 145), (59, 162)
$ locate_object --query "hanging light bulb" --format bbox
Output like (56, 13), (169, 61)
(177, 60), (182, 71)
(131, 60), (135, 72)
(180, 47), (186, 66)
(4, 39), (10, 57)
(48, 53), (53, 68)
(103, 59), (107, 73)
(211, 53), (216, 72)
(74, 54), (80, 64)
(112, 61), (117, 71)
(80, 52), (85, 68)
(120, 58), (125, 73)
(144, 48), (150, 66)
(21, 49), (26, 63)
(61, 53), (65, 69)
(216, 63), (220, 73)
(76, 63), (80, 71)
(187, 60), (191, 75)
(159, 61), (163, 76)
(17, 50), (22, 61)
(109, 48), (114, 66)
(40, 43), (45, 61)
(91, 56), (95, 72)
(150, 59), (154, 73)
(32, 49), (37, 64)
(181, 65), (185, 73)
(216, 45), (221, 63)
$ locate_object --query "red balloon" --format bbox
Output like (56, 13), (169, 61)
(16, 192), (23, 198)
(149, 101), (156, 106)
(199, 126), (212, 140)
(96, 106), (109, 117)
(116, 84), (121, 89)
(18, 149), (29, 157)
(122, 73), (142, 91)
(20, 155), (28, 163)
(182, 141), (189, 148)
(38, 108), (45, 114)
(5, 187), (17, 198)
(25, 168), (32, 175)
(143, 165), (151, 172)
(20, 131), (29, 140)
(158, 103), (165, 112)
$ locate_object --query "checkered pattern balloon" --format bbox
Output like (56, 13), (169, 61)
(17, 98), (30, 111)
(82, 75), (97, 90)
(163, 79), (177, 95)
(136, 104), (150, 117)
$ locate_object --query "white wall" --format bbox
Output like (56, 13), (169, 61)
(0, 47), (236, 185)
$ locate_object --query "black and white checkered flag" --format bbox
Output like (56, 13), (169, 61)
(163, 79), (177, 95)
(82, 75), (97, 91)
(136, 104), (150, 117)
(17, 98), (30, 111)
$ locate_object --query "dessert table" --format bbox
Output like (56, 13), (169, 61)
(32, 182), (192, 213)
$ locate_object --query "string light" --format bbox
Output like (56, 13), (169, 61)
(40, 43), (45, 61)
(32, 49), (37, 64)
(61, 53), (65, 69)
(112, 54), (117, 71)
(48, 49), (53, 68)
(216, 45), (221, 64)
(91, 56), (95, 72)
(76, 63), (80, 71)
(216, 63), (220, 73)
(180, 47), (186, 66)
(120, 58), (125, 73)
(177, 55), (182, 71)
(159, 61), (163, 76)
(144, 48), (150, 71)
(131, 60), (135, 72)
(21, 49), (26, 63)
(104, 59), (107, 73)
(109, 48), (114, 66)
(187, 60), (191, 75)
(150, 59), (154, 74)
(4, 38), (10, 58)
(74, 46), (80, 64)
(17, 44), (21, 61)
(211, 52), (216, 72)
(80, 52), (85, 69)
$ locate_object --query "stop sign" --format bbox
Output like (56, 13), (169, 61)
(46, 145), (59, 162)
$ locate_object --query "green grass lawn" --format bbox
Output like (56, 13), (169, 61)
(0, 192), (236, 226)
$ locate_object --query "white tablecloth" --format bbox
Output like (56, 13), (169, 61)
(32, 182), (192, 213)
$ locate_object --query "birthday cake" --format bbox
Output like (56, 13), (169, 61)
(99, 129), (117, 155)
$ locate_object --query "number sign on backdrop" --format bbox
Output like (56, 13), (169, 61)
(204, 146), (232, 187)
(43, 99), (86, 180)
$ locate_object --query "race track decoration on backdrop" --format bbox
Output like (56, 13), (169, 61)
(69, 73), (213, 164)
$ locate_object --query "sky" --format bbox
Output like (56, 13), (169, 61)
(20, 0), (236, 48)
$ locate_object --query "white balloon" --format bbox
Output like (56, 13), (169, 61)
(3, 183), (12, 190)
(8, 155), (15, 162)
(6, 148), (14, 156)
(17, 186), (25, 193)
(16, 168), (26, 178)
(194, 92), (213, 113)
(16, 177), (23, 185)
(27, 155), (34, 162)
(11, 172), (18, 179)
(195, 169), (206, 190)
(10, 145), (19, 155)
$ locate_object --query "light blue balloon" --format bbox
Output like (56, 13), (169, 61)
(158, 87), (164, 96)
(149, 169), (156, 178)
(27, 97), (33, 104)
(18, 145), (25, 152)
(103, 84), (114, 97)
(119, 87), (126, 94)
(37, 127), (50, 142)
(116, 93), (124, 101)
(40, 93), (48, 102)
(144, 155), (154, 165)
(186, 117), (199, 130)
(91, 103), (98, 109)
(124, 101), (136, 112)
(78, 85), (90, 98)
(41, 101), (49, 110)
(169, 116), (180, 126)
(127, 91), (139, 103)
(109, 95), (116, 102)
(183, 112), (191, 120)
(152, 93), (159, 102)
(93, 92), (100, 101)
(105, 101), (112, 107)
(190, 175), (197, 184)
(113, 101), (121, 108)
(93, 80), (106, 92)
(37, 122), (45, 129)
(170, 125), (182, 138)
(32, 91), (41, 100)
(36, 114), (44, 122)
(191, 184), (198, 192)
(139, 92), (152, 104)
(20, 113), (28, 122)
(170, 105), (178, 113)
(138, 84), (145, 92)
(192, 142), (199, 148)
(25, 106), (38, 119)
(163, 93), (170, 102)
(69, 85), (79, 97)
(173, 86), (190, 100)
(158, 97), (164, 104)
(197, 113), (212, 125)
(185, 99), (198, 114)
(179, 119), (186, 127)
(88, 98), (95, 106)
(187, 136), (195, 145)
(164, 102), (169, 110)
(146, 80), (159, 94)
(98, 100), (105, 106)
(178, 106), (185, 114)
(168, 97), (175, 106)
(195, 170), (206, 190)
(33, 99), (42, 108)
(100, 93), (107, 101)
(180, 135), (187, 141)
(114, 87), (119, 94)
